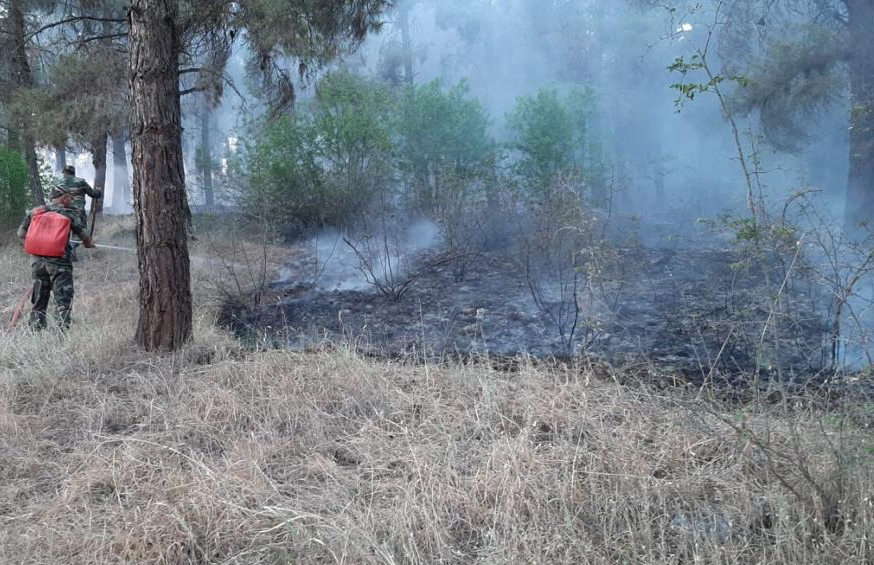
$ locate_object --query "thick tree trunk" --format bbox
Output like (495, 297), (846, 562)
(9, 0), (44, 205)
(89, 133), (108, 232)
(111, 131), (131, 211)
(845, 0), (874, 231)
(199, 102), (214, 208)
(54, 144), (66, 174)
(129, 0), (192, 351)
(22, 141), (43, 204)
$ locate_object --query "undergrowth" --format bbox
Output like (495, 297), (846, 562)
(0, 217), (872, 564)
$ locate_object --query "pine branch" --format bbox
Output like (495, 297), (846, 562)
(27, 15), (127, 40)
(180, 86), (207, 96)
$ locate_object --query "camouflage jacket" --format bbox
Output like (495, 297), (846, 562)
(59, 175), (103, 214)
(17, 204), (89, 267)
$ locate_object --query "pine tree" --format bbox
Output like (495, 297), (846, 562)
(129, 0), (389, 350)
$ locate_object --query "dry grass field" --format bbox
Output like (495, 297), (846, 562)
(0, 219), (872, 564)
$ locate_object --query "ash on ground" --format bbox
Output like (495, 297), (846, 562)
(220, 240), (836, 386)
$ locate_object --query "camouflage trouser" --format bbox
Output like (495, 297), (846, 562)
(68, 211), (89, 259)
(30, 259), (75, 330)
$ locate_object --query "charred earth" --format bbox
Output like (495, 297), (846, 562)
(220, 240), (836, 389)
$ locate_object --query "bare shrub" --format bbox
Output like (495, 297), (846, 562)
(342, 226), (459, 301)
(521, 174), (624, 356)
(704, 190), (874, 376)
(196, 212), (285, 308)
(434, 167), (517, 281)
(784, 194), (874, 370)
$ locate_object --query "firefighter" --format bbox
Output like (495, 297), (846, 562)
(59, 164), (102, 261)
(17, 186), (96, 330)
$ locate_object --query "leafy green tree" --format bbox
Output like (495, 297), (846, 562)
(2, 0), (130, 215)
(243, 113), (323, 228)
(395, 79), (493, 213)
(0, 0), (56, 205)
(312, 71), (395, 221)
(507, 86), (597, 199)
(244, 72), (394, 229)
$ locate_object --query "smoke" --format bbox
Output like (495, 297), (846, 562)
(347, 0), (849, 235)
(281, 219), (442, 292)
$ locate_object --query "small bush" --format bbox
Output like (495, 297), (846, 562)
(0, 146), (29, 232)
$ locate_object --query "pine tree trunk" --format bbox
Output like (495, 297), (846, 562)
(200, 103), (214, 208)
(9, 0), (45, 205)
(589, 1), (609, 209)
(129, 0), (192, 351)
(846, 0), (874, 231)
(54, 145), (66, 175)
(112, 131), (131, 211)
(399, 1), (414, 85)
(90, 133), (108, 229)
(23, 141), (43, 204)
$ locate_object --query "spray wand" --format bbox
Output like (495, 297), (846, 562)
(71, 241), (136, 253)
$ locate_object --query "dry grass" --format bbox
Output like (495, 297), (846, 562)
(1, 218), (872, 564)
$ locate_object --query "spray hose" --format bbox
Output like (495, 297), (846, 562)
(71, 241), (136, 253)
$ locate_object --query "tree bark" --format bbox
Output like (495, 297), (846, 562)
(845, 0), (874, 231)
(129, 0), (192, 351)
(9, 0), (45, 205)
(54, 144), (67, 175)
(89, 132), (108, 230)
(398, 1), (414, 85)
(199, 102), (214, 208)
(589, 1), (609, 209)
(111, 131), (131, 211)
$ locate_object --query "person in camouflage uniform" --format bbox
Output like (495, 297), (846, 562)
(59, 164), (103, 226)
(60, 165), (102, 260)
(17, 186), (95, 330)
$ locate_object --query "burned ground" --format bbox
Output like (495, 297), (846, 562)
(221, 242), (829, 387)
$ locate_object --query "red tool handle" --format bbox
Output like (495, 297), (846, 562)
(8, 285), (31, 330)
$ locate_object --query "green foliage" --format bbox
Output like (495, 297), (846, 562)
(506, 86), (598, 199)
(243, 113), (322, 228)
(668, 54), (748, 107)
(395, 79), (493, 212)
(731, 26), (847, 152)
(311, 71), (394, 216)
(243, 75), (612, 231)
(244, 72), (394, 229)
(244, 73), (500, 229)
(714, 211), (800, 273)
(6, 46), (127, 149)
(240, 0), (391, 114)
(0, 147), (29, 230)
